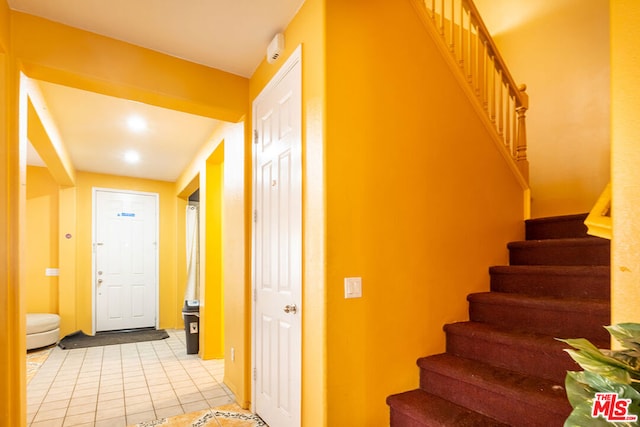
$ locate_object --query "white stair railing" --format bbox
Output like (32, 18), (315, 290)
(412, 0), (529, 183)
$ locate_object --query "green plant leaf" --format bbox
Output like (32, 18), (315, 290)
(566, 371), (597, 408)
(607, 324), (640, 351)
(565, 349), (633, 384)
(559, 338), (605, 353)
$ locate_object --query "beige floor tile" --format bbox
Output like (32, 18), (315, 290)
(207, 396), (235, 408)
(152, 396), (181, 409)
(182, 399), (211, 413)
(125, 393), (152, 405)
(153, 405), (184, 419)
(125, 401), (154, 415)
(177, 391), (205, 405)
(100, 383), (125, 394)
(30, 418), (64, 427)
(72, 387), (98, 399)
(61, 411), (95, 426)
(65, 403), (96, 416)
(94, 416), (127, 427)
(125, 410), (156, 424)
(124, 387), (149, 398)
(200, 386), (228, 400)
(37, 399), (70, 413)
(148, 383), (173, 394)
(96, 401), (126, 421)
(69, 394), (98, 407)
(33, 407), (68, 423)
(99, 390), (125, 402)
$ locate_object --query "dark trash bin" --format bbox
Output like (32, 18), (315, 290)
(182, 300), (200, 354)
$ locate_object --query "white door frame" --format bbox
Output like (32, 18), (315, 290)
(251, 45), (303, 419)
(91, 187), (160, 334)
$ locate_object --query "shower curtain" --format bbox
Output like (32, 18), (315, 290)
(184, 204), (200, 303)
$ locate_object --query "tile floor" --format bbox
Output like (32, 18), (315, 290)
(27, 330), (237, 426)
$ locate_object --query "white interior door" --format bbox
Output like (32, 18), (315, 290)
(253, 47), (302, 427)
(94, 189), (158, 332)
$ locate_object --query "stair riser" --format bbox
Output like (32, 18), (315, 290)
(509, 244), (610, 266)
(419, 368), (570, 426)
(525, 215), (589, 240)
(469, 302), (610, 342)
(490, 270), (610, 299)
(445, 332), (577, 384)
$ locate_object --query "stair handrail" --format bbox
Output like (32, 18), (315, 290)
(411, 0), (530, 185)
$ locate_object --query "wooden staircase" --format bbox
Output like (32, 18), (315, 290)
(387, 214), (610, 426)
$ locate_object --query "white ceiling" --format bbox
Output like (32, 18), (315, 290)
(9, 0), (305, 182)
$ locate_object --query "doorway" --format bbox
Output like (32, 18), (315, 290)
(252, 46), (302, 427)
(93, 188), (159, 332)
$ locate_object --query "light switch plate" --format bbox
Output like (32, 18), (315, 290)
(45, 268), (59, 277)
(344, 277), (362, 299)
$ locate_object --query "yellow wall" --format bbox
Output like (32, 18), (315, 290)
(25, 166), (59, 313)
(249, 0), (327, 423)
(323, 0), (524, 424)
(74, 172), (180, 332)
(199, 148), (224, 360)
(476, 0), (611, 217)
(610, 2), (640, 327)
(11, 12), (248, 122)
(1, 2), (28, 421)
(175, 120), (248, 404)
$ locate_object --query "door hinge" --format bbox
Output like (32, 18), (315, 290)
(253, 129), (259, 144)
(253, 209), (258, 223)
(253, 367), (257, 381)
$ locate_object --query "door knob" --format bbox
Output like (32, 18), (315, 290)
(283, 304), (297, 314)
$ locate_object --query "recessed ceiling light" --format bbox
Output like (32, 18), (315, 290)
(127, 115), (147, 133)
(124, 150), (140, 164)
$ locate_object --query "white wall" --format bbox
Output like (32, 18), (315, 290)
(476, 0), (610, 217)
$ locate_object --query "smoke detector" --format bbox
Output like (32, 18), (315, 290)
(267, 33), (285, 64)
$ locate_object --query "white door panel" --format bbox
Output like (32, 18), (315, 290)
(254, 47), (302, 427)
(95, 189), (158, 332)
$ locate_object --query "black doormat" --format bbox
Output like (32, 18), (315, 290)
(58, 328), (169, 350)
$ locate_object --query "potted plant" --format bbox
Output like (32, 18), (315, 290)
(561, 323), (640, 426)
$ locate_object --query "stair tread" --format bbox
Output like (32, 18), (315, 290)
(525, 213), (590, 240)
(418, 353), (569, 410)
(525, 213), (588, 225)
(387, 389), (509, 427)
(489, 265), (610, 276)
(467, 291), (609, 313)
(508, 236), (609, 248)
(444, 321), (591, 383)
(444, 321), (607, 350)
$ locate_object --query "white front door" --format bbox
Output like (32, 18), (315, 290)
(253, 47), (302, 427)
(94, 189), (158, 332)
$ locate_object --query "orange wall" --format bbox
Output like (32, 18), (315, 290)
(25, 166), (59, 314)
(249, 0), (327, 423)
(324, 0), (524, 424)
(476, 0), (611, 217)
